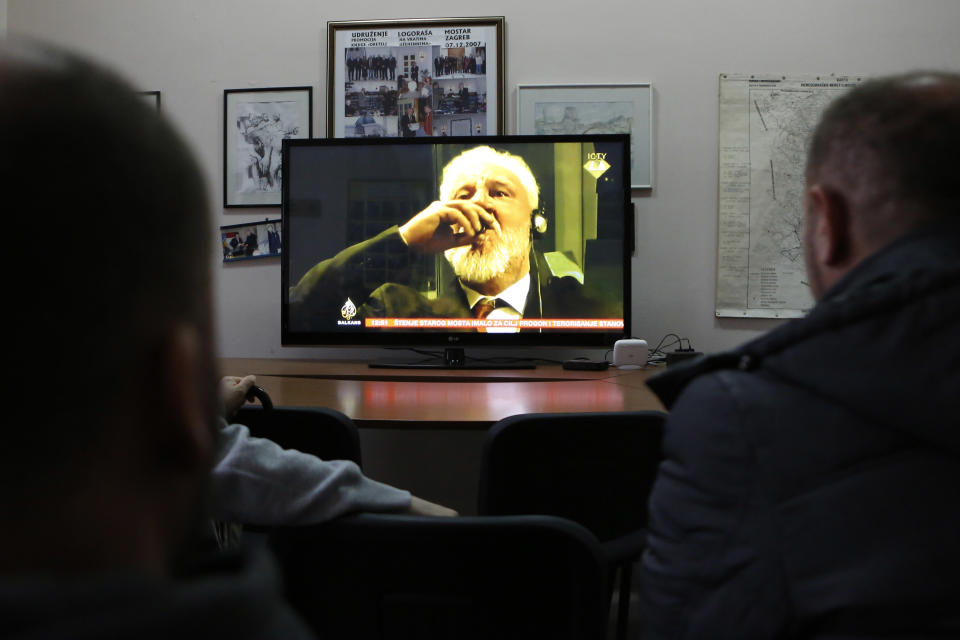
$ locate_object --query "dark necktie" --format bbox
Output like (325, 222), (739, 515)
(473, 298), (497, 332)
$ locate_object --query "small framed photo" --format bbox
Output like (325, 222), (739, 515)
(327, 17), (504, 138)
(224, 86), (313, 208)
(138, 90), (161, 111)
(221, 218), (282, 262)
(517, 83), (654, 189)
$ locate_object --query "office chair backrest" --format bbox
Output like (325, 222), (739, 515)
(269, 513), (609, 640)
(478, 411), (666, 542)
(235, 405), (362, 467)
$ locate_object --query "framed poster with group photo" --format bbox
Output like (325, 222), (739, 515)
(223, 86), (313, 208)
(516, 83), (654, 189)
(327, 17), (504, 139)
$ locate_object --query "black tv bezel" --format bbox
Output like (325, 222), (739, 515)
(280, 133), (632, 349)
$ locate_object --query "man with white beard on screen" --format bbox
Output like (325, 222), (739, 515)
(289, 145), (608, 332)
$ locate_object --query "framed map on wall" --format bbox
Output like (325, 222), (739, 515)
(715, 73), (866, 318)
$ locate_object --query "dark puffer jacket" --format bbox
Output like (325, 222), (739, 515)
(639, 221), (960, 639)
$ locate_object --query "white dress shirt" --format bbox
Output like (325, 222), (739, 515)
(460, 273), (530, 333)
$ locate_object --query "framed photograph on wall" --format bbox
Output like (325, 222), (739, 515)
(223, 86), (313, 208)
(138, 90), (161, 111)
(221, 218), (283, 262)
(327, 17), (504, 139)
(517, 83), (654, 189)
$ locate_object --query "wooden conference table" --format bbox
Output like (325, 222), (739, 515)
(219, 358), (667, 430)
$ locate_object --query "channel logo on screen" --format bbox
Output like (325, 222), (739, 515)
(584, 152), (611, 178)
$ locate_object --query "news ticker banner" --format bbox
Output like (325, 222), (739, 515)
(360, 318), (625, 330)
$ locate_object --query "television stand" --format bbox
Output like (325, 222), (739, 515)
(369, 347), (536, 370)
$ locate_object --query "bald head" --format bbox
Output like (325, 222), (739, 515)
(803, 72), (960, 298)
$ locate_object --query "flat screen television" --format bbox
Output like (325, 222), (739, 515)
(281, 134), (632, 367)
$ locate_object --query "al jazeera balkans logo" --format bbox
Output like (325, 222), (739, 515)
(337, 298), (361, 326)
(584, 152), (611, 179)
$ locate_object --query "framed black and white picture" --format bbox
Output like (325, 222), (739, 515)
(221, 218), (282, 262)
(138, 90), (161, 111)
(223, 86), (313, 208)
(517, 83), (654, 189)
(327, 17), (504, 138)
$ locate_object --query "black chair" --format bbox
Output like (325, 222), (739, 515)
(269, 513), (609, 640)
(478, 411), (667, 640)
(234, 405), (362, 467)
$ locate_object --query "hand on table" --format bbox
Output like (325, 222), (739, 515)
(219, 374), (257, 419)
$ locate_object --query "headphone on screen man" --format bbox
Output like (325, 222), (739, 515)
(529, 204), (549, 320)
(532, 206), (548, 238)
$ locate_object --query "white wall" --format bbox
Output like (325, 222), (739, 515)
(7, 0), (960, 359)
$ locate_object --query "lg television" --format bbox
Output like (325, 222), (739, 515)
(281, 134), (632, 367)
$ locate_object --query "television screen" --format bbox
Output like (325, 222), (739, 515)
(281, 134), (631, 350)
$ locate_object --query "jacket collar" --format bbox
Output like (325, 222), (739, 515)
(649, 220), (960, 409)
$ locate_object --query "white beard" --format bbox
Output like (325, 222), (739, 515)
(445, 225), (530, 285)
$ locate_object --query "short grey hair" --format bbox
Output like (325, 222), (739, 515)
(439, 145), (539, 210)
(806, 70), (960, 222)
